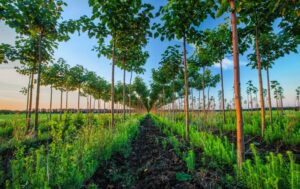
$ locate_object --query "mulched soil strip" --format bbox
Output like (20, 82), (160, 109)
(83, 116), (226, 189)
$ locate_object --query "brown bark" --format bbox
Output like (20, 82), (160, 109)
(255, 27), (266, 137)
(26, 72), (34, 131)
(202, 67), (206, 121)
(123, 58), (126, 121)
(129, 71), (133, 117)
(60, 90), (63, 121)
(229, 0), (244, 168)
(34, 34), (42, 138)
(77, 87), (80, 113)
(49, 85), (53, 120)
(183, 35), (189, 141)
(220, 61), (226, 123)
(172, 76), (175, 121)
(65, 91), (68, 111)
(111, 42), (115, 127)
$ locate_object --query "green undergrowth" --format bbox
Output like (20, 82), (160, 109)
(151, 113), (300, 189)
(5, 114), (144, 189)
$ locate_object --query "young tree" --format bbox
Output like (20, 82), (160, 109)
(217, 0), (245, 167)
(68, 65), (87, 112)
(158, 45), (182, 120)
(86, 0), (153, 127)
(1, 0), (78, 137)
(296, 86), (300, 110)
(154, 0), (216, 140)
(203, 24), (231, 123)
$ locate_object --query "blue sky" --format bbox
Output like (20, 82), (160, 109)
(0, 0), (299, 110)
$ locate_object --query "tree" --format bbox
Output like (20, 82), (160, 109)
(296, 86), (300, 110)
(238, 0), (279, 137)
(154, 0), (216, 141)
(271, 80), (281, 112)
(1, 0), (78, 137)
(127, 50), (148, 117)
(217, 0), (245, 167)
(41, 62), (61, 120)
(86, 0), (153, 127)
(158, 45), (182, 120)
(203, 24), (232, 123)
(68, 65), (87, 112)
(53, 58), (69, 121)
(248, 31), (298, 124)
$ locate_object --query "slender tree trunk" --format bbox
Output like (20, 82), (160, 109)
(129, 71), (133, 117)
(60, 90), (63, 121)
(122, 58), (126, 122)
(207, 87), (210, 113)
(49, 85), (53, 120)
(220, 61), (226, 123)
(229, 0), (244, 167)
(89, 95), (92, 112)
(77, 87), (80, 113)
(250, 92), (253, 110)
(162, 86), (165, 117)
(280, 97), (283, 113)
(255, 27), (266, 137)
(202, 67), (206, 121)
(65, 91), (68, 111)
(26, 76), (31, 120)
(172, 77), (175, 121)
(34, 34), (43, 138)
(27, 72), (34, 131)
(104, 101), (106, 112)
(198, 90), (201, 117)
(183, 35), (189, 141)
(247, 94), (250, 110)
(111, 41), (115, 127)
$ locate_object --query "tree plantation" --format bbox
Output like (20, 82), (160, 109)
(0, 0), (299, 188)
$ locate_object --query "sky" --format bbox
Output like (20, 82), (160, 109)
(0, 0), (299, 110)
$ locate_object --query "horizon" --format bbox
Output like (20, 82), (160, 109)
(0, 0), (299, 111)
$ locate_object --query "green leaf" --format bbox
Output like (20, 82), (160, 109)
(176, 172), (192, 182)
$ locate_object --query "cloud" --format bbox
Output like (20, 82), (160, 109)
(213, 58), (247, 70)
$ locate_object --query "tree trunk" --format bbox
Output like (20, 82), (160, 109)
(60, 89), (63, 121)
(34, 34), (42, 138)
(202, 67), (206, 122)
(183, 35), (189, 141)
(162, 86), (165, 117)
(172, 77), (175, 121)
(77, 87), (80, 113)
(123, 58), (126, 122)
(129, 71), (133, 117)
(25, 76), (31, 121)
(207, 87), (210, 113)
(229, 0), (244, 168)
(255, 26), (266, 137)
(65, 91), (68, 111)
(27, 71), (34, 131)
(49, 85), (53, 120)
(89, 95), (92, 112)
(280, 97), (283, 114)
(111, 41), (115, 127)
(220, 61), (226, 123)
(198, 90), (201, 117)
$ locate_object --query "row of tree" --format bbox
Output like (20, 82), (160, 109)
(0, 0), (153, 136)
(148, 0), (299, 167)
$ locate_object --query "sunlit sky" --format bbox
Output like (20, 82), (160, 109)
(0, 0), (299, 110)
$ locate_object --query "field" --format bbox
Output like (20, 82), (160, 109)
(1, 0), (300, 188)
(0, 111), (299, 188)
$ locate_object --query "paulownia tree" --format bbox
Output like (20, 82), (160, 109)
(153, 0), (216, 141)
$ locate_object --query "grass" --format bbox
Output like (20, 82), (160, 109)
(151, 112), (300, 189)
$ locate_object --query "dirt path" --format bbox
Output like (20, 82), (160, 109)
(83, 116), (208, 189)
